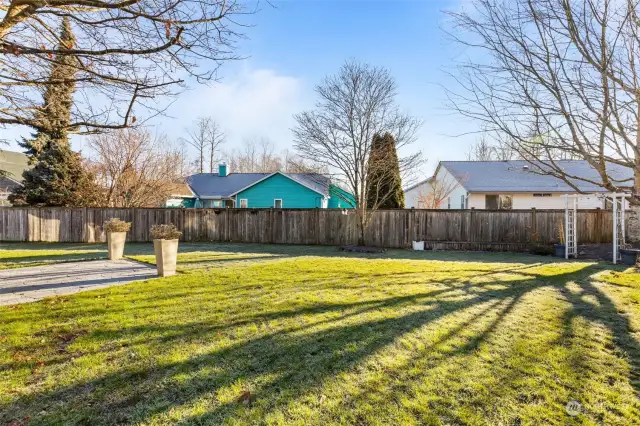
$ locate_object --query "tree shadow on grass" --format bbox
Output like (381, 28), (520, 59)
(559, 276), (640, 400)
(3, 263), (625, 425)
(0, 253), (107, 269)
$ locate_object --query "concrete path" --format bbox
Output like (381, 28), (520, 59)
(0, 260), (157, 306)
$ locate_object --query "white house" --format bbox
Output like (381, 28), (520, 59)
(404, 160), (633, 210)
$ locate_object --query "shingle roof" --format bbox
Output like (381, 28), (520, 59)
(0, 150), (29, 182)
(441, 160), (634, 193)
(186, 172), (330, 198)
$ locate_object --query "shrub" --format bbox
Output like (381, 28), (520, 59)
(529, 244), (554, 256)
(104, 218), (131, 233)
(150, 224), (182, 240)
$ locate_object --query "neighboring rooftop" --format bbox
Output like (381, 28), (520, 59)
(186, 171), (331, 199)
(168, 182), (196, 198)
(440, 160), (634, 193)
(0, 150), (29, 182)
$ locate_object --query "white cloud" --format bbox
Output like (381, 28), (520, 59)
(163, 68), (309, 152)
(1, 68), (309, 157)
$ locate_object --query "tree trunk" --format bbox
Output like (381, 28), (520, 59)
(634, 101), (640, 205)
(357, 205), (366, 246)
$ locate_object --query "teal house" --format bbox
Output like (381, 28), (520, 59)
(182, 163), (356, 209)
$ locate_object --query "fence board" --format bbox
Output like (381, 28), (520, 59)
(0, 207), (635, 250)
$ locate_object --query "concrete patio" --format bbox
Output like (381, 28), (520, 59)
(0, 260), (157, 305)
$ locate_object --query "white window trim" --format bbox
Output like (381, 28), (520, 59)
(273, 199), (283, 208)
(239, 199), (248, 208)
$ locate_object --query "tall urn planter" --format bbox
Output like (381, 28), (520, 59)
(104, 218), (131, 260)
(150, 224), (182, 277)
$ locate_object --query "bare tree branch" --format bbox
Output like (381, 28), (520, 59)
(1, 0), (255, 133)
(445, 0), (639, 203)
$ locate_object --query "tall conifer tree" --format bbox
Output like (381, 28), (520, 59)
(21, 17), (77, 160)
(366, 133), (405, 209)
(10, 18), (101, 207)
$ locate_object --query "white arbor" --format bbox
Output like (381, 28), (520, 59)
(564, 194), (629, 264)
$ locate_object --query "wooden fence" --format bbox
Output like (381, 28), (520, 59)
(0, 207), (633, 250)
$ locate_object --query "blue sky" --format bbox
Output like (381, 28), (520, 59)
(3, 0), (478, 179)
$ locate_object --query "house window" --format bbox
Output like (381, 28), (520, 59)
(486, 194), (513, 210)
(486, 195), (499, 209)
(447, 197), (451, 209)
(239, 199), (248, 208)
(533, 193), (552, 197)
(273, 199), (283, 208)
(460, 195), (465, 209)
(500, 195), (513, 210)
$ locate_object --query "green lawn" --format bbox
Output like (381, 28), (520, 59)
(0, 242), (542, 271)
(1, 244), (639, 425)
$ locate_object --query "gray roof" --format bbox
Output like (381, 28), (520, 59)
(441, 160), (634, 193)
(186, 172), (330, 198)
(0, 150), (29, 183)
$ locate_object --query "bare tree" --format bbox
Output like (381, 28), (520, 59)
(465, 134), (518, 161)
(446, 0), (640, 202)
(181, 117), (225, 174)
(224, 138), (285, 172)
(257, 138), (279, 172)
(417, 175), (461, 209)
(88, 129), (186, 207)
(466, 135), (496, 161)
(282, 149), (328, 174)
(208, 121), (226, 173)
(0, 1), (253, 133)
(171, 144), (196, 179)
(292, 60), (423, 244)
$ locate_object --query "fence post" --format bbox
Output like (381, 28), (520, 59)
(531, 208), (537, 243)
(470, 208), (476, 243)
(83, 207), (88, 243)
(131, 208), (136, 242)
(595, 208), (603, 244)
(411, 208), (416, 247)
(316, 208), (320, 245)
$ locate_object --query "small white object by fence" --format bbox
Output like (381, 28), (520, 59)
(412, 241), (425, 251)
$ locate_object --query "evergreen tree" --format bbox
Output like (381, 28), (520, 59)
(9, 142), (102, 207)
(366, 133), (405, 209)
(20, 17), (77, 161)
(10, 18), (102, 207)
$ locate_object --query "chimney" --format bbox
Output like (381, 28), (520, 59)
(218, 162), (229, 177)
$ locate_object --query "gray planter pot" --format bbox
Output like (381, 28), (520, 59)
(107, 232), (127, 260)
(619, 248), (640, 266)
(153, 239), (179, 277)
